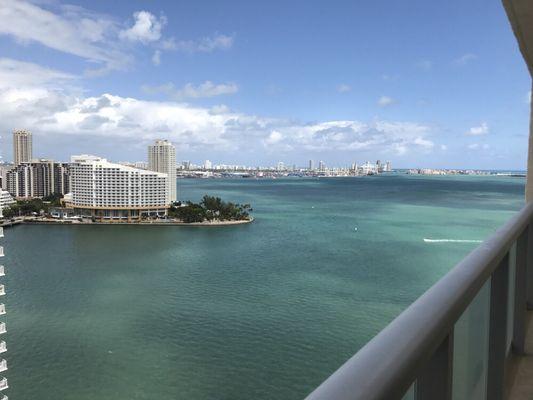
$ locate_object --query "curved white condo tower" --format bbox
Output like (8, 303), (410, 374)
(69, 155), (169, 221)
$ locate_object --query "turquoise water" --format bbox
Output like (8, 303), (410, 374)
(2, 174), (525, 399)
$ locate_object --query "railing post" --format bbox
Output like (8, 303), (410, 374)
(513, 229), (528, 354)
(526, 220), (533, 310)
(487, 253), (509, 400)
(415, 332), (454, 400)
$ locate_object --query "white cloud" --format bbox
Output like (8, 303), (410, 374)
(0, 57), (437, 158)
(527, 91), (532, 104)
(467, 122), (489, 136)
(453, 53), (478, 66)
(468, 143), (490, 150)
(119, 11), (166, 44)
(164, 33), (234, 53)
(142, 81), (239, 100)
(337, 84), (351, 93)
(0, 75), (436, 157)
(0, 58), (76, 89)
(0, 2), (233, 73)
(264, 130), (283, 145)
(152, 50), (162, 66)
(378, 96), (396, 107)
(440, 144), (448, 151)
(0, 0), (130, 73)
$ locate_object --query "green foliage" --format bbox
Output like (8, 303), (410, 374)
(1, 207), (15, 219)
(43, 193), (63, 206)
(1, 198), (48, 218)
(169, 202), (206, 223)
(168, 195), (252, 223)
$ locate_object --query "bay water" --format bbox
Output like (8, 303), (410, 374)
(2, 174), (525, 399)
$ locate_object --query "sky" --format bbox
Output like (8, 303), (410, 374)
(0, 0), (531, 169)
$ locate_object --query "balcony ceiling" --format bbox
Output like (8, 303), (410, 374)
(503, 0), (533, 76)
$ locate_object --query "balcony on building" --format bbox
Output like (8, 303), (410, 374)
(0, 360), (8, 373)
(0, 377), (8, 392)
(0, 266), (4, 277)
(304, 1), (533, 400)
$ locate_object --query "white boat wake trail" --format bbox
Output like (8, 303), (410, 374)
(423, 238), (483, 243)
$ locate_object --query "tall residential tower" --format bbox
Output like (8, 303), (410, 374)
(13, 130), (32, 166)
(148, 140), (177, 203)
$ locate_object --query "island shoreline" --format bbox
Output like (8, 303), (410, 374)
(2, 217), (254, 228)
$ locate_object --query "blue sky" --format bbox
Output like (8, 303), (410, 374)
(0, 0), (531, 169)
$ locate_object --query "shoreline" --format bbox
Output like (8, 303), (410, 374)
(2, 217), (254, 228)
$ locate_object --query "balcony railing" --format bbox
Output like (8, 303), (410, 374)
(305, 201), (533, 400)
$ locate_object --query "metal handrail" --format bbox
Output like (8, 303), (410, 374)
(306, 201), (533, 400)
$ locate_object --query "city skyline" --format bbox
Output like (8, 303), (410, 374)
(0, 0), (531, 169)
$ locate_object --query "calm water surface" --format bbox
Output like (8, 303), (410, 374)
(3, 174), (525, 399)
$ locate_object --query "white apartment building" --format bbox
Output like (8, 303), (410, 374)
(148, 140), (177, 203)
(7, 160), (70, 199)
(69, 155), (168, 221)
(13, 130), (32, 166)
(0, 191), (14, 214)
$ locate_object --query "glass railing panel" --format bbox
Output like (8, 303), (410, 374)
(507, 242), (517, 355)
(452, 279), (491, 400)
(402, 382), (415, 400)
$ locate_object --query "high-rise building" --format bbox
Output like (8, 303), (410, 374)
(13, 130), (32, 166)
(70, 155), (168, 221)
(148, 140), (176, 203)
(309, 160), (314, 171)
(318, 161), (325, 172)
(6, 160), (69, 199)
(134, 161), (148, 170)
(0, 165), (13, 191)
(204, 160), (212, 170)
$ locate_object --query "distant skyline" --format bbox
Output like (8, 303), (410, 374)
(0, 0), (531, 169)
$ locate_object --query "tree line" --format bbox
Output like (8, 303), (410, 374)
(169, 195), (252, 223)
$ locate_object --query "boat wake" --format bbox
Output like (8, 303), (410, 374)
(423, 238), (483, 243)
